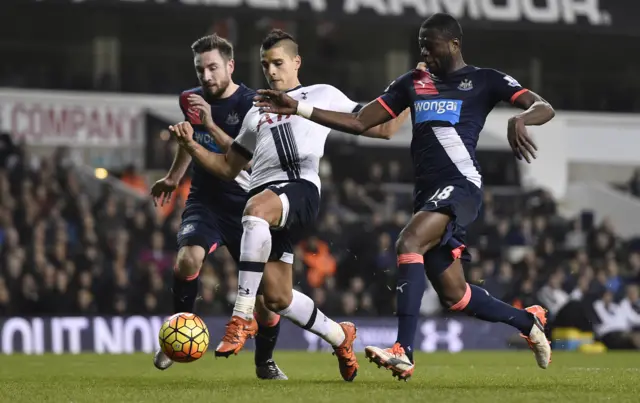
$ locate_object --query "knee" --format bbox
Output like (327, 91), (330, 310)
(440, 283), (471, 310)
(175, 248), (204, 278)
(395, 230), (441, 255)
(243, 191), (281, 226)
(395, 229), (425, 255)
(395, 231), (418, 255)
(243, 198), (267, 219)
(255, 298), (280, 325)
(263, 289), (293, 313)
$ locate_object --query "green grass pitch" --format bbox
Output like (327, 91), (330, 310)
(1, 351), (638, 402)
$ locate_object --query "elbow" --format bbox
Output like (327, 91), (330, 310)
(536, 100), (555, 123)
(547, 104), (556, 121)
(346, 124), (367, 136)
(349, 119), (368, 135)
(355, 124), (368, 135)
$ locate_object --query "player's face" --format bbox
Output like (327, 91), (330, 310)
(260, 46), (301, 91)
(418, 29), (460, 76)
(194, 49), (234, 98)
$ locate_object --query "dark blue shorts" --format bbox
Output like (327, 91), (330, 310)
(249, 180), (320, 264)
(413, 179), (483, 276)
(177, 198), (246, 262)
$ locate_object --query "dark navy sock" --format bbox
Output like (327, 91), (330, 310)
(172, 274), (199, 313)
(395, 254), (427, 363)
(255, 316), (281, 365)
(458, 284), (535, 334)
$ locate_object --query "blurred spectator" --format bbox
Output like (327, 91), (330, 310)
(120, 164), (147, 195)
(537, 270), (570, 319)
(301, 236), (336, 289)
(593, 290), (640, 350)
(0, 142), (638, 349)
(619, 285), (640, 330)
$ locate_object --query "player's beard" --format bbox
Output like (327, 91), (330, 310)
(204, 75), (231, 99)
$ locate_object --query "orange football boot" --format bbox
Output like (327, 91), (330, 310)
(214, 316), (258, 358)
(365, 342), (415, 381)
(332, 322), (359, 382)
(520, 305), (552, 369)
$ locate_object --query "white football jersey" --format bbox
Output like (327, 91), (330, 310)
(232, 84), (360, 193)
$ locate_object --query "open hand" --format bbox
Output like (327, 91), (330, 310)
(507, 116), (537, 163)
(150, 176), (178, 207)
(187, 94), (215, 130)
(254, 89), (298, 116)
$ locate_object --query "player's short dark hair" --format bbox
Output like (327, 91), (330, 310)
(421, 13), (463, 41)
(261, 29), (298, 55)
(191, 34), (234, 60)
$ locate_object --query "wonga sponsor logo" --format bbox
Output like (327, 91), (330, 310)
(414, 99), (463, 125)
(193, 130), (222, 153)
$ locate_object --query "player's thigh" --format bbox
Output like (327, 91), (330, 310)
(243, 189), (284, 227)
(405, 180), (482, 254)
(264, 180), (320, 231)
(176, 204), (224, 270)
(218, 211), (245, 263)
(414, 180), (483, 230)
(261, 260), (293, 312)
(396, 210), (451, 254)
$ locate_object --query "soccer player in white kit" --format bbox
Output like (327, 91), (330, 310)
(168, 29), (409, 381)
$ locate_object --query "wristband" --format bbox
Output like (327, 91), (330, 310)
(296, 102), (314, 119)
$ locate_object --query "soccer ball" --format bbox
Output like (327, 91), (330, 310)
(158, 312), (209, 362)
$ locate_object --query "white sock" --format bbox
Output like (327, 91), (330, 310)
(278, 290), (345, 347)
(232, 216), (272, 321)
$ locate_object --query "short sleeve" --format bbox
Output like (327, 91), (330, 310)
(325, 86), (361, 113)
(376, 71), (413, 119)
(487, 69), (529, 104)
(231, 110), (257, 160)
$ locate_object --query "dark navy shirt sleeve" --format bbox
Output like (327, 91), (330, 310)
(238, 88), (256, 119)
(376, 71), (413, 118)
(486, 69), (529, 105)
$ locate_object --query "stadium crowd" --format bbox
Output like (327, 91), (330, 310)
(1, 136), (639, 348)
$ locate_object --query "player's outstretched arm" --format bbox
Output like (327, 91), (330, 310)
(169, 121), (248, 180)
(360, 107), (410, 139)
(255, 90), (394, 135)
(359, 63), (425, 139)
(511, 90), (555, 126)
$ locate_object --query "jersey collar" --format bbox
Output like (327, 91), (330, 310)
(285, 85), (303, 93)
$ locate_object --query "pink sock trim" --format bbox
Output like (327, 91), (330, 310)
(254, 312), (281, 327)
(397, 253), (424, 265)
(450, 283), (471, 311)
(173, 265), (200, 281)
